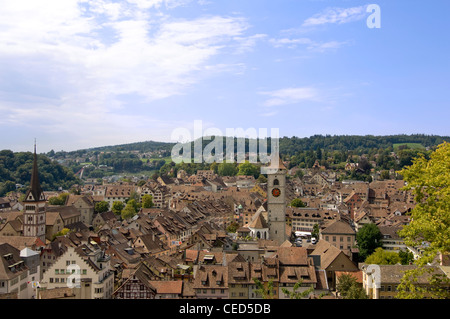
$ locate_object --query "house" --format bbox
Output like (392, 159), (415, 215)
(92, 211), (118, 230)
(228, 261), (251, 299)
(0, 211), (23, 237)
(104, 184), (136, 207)
(310, 240), (359, 289)
(343, 191), (363, 219)
(276, 247), (318, 299)
(0, 198), (12, 212)
(287, 207), (326, 234)
(319, 220), (356, 256)
(378, 225), (407, 252)
(40, 245), (114, 299)
(139, 184), (168, 209)
(193, 265), (228, 299)
(353, 209), (374, 231)
(247, 210), (269, 240)
(361, 264), (450, 299)
(149, 280), (184, 299)
(132, 233), (169, 257)
(66, 194), (95, 226)
(0, 236), (45, 251)
(113, 262), (156, 299)
(0, 243), (41, 299)
(45, 211), (65, 240)
(47, 206), (81, 228)
(40, 238), (72, 275)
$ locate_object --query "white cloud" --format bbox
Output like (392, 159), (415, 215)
(0, 0), (253, 150)
(259, 87), (319, 107)
(270, 37), (349, 53)
(302, 5), (368, 27)
(269, 37), (312, 48)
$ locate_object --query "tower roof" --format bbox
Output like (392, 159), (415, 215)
(24, 144), (44, 202)
(248, 210), (269, 229)
(261, 156), (286, 174)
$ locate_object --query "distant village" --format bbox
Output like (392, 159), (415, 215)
(1, 148), (449, 300)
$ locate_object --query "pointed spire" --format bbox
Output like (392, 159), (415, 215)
(24, 140), (44, 202)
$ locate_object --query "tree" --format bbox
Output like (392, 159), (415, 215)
(379, 170), (390, 180)
(336, 273), (368, 299)
(365, 247), (401, 265)
(52, 228), (70, 240)
(253, 278), (275, 299)
(111, 201), (124, 216)
(141, 194), (154, 208)
(95, 201), (110, 214)
(312, 224), (320, 240)
(48, 193), (69, 206)
(217, 162), (237, 176)
(356, 223), (383, 261)
(281, 280), (314, 299)
(237, 162), (259, 179)
(121, 202), (138, 220)
(290, 198), (306, 208)
(256, 174), (267, 184)
(226, 222), (240, 233)
(396, 142), (450, 299)
(398, 249), (414, 265)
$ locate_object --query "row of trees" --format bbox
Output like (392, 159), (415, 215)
(0, 150), (80, 196)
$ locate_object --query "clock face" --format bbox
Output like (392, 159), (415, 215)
(272, 188), (281, 197)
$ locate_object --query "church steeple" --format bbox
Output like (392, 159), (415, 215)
(24, 141), (44, 202)
(23, 141), (47, 242)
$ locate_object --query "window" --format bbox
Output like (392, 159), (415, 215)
(273, 179), (279, 186)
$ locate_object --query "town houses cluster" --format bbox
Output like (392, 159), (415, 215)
(0, 151), (449, 300)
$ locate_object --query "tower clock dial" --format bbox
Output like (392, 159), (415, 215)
(272, 188), (281, 197)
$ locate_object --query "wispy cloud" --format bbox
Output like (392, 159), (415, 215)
(302, 5), (368, 27)
(270, 37), (350, 52)
(259, 87), (320, 107)
(0, 0), (255, 150)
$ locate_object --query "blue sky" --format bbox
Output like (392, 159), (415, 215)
(0, 0), (449, 153)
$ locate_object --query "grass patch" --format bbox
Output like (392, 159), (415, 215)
(393, 143), (425, 150)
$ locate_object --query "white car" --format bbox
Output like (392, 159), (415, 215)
(311, 237), (316, 244)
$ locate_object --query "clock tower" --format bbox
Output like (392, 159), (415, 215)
(23, 143), (46, 243)
(266, 157), (287, 245)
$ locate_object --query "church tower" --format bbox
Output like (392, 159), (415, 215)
(23, 143), (46, 243)
(266, 157), (287, 245)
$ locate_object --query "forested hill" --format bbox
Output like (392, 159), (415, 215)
(278, 134), (449, 155)
(85, 140), (175, 153)
(0, 150), (80, 196)
(50, 134), (449, 156)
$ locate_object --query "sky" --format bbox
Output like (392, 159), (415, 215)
(0, 0), (449, 153)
